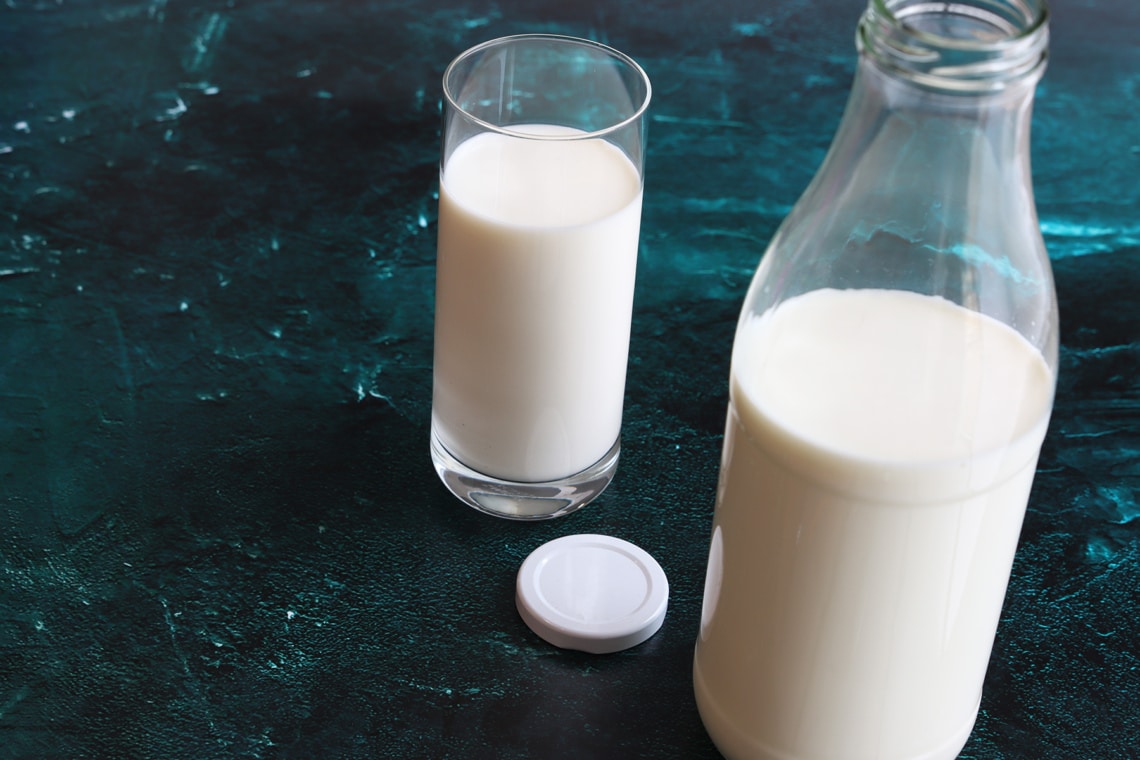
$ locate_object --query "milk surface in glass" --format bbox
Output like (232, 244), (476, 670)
(432, 125), (642, 483)
(694, 288), (1053, 760)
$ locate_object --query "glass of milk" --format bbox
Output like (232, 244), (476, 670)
(430, 35), (651, 520)
(694, 1), (1058, 758)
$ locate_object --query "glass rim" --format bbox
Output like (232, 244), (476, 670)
(442, 33), (652, 142)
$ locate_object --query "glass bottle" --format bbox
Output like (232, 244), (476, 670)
(693, 1), (1056, 759)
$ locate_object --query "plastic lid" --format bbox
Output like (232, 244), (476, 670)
(515, 534), (669, 654)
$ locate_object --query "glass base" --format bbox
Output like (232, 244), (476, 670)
(430, 429), (620, 520)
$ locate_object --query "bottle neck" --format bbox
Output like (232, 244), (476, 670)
(740, 0), (1057, 364)
(857, 0), (1049, 94)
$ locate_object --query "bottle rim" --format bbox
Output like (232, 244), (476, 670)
(858, 0), (1050, 92)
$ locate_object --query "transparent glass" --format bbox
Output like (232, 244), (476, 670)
(693, 1), (1057, 758)
(431, 35), (651, 520)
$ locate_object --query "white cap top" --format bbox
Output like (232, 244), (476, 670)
(515, 534), (669, 654)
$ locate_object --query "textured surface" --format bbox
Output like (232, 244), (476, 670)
(1, 0), (1137, 758)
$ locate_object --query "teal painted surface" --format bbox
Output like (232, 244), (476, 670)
(1, 0), (1137, 757)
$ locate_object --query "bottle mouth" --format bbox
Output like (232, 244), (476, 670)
(858, 0), (1049, 92)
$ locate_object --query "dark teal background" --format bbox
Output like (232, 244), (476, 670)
(1, 0), (1137, 757)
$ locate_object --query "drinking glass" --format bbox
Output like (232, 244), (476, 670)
(430, 35), (651, 520)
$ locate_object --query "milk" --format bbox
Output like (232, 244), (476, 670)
(694, 288), (1053, 760)
(432, 126), (642, 483)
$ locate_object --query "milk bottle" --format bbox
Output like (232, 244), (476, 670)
(693, 2), (1058, 758)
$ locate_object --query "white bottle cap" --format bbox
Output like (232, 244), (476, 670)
(515, 534), (669, 654)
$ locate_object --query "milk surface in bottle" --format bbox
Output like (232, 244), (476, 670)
(694, 288), (1053, 760)
(432, 125), (643, 483)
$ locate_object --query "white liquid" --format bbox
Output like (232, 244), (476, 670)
(694, 288), (1053, 760)
(432, 126), (642, 483)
